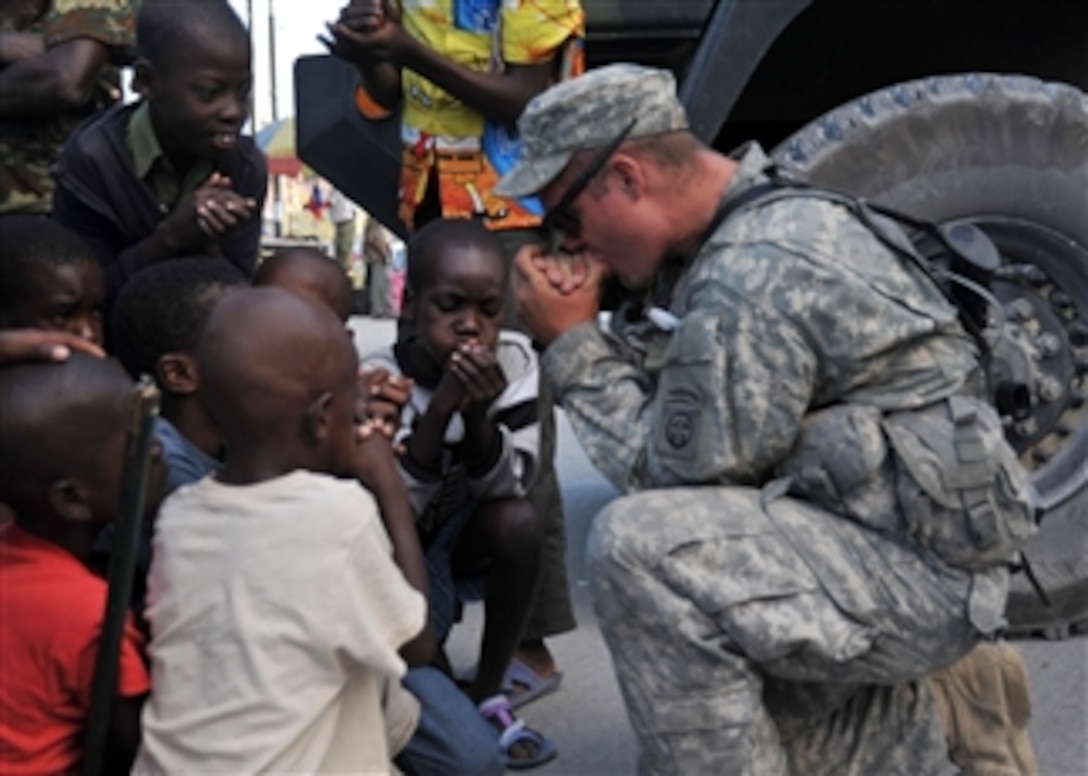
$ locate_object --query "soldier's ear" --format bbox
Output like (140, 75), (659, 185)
(133, 57), (155, 99)
(612, 155), (643, 201)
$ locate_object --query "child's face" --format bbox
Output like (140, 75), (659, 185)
(417, 245), (505, 365)
(8, 260), (104, 345)
(147, 34), (252, 162)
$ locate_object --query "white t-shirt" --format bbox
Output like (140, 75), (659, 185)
(133, 471), (425, 775)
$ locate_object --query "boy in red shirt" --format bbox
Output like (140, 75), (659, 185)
(0, 354), (159, 774)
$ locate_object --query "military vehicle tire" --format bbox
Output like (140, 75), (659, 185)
(772, 73), (1088, 638)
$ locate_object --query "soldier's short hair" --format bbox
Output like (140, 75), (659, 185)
(137, 0), (249, 73)
(0, 216), (96, 313)
(111, 258), (248, 382)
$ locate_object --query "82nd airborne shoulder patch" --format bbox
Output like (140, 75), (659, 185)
(656, 385), (701, 459)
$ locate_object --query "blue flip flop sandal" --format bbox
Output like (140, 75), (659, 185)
(460, 658), (564, 710)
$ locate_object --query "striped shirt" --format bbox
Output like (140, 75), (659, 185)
(361, 330), (540, 520)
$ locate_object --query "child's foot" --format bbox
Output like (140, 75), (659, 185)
(478, 694), (557, 770)
(459, 640), (563, 710)
(514, 640), (558, 679)
(509, 641), (563, 708)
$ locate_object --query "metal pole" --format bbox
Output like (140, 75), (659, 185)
(268, 0), (279, 122)
(245, 0), (255, 134)
(269, 0), (283, 237)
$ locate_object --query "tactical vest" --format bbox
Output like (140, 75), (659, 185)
(702, 174), (1038, 571)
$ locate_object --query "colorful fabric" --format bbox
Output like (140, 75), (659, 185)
(0, 523), (149, 774)
(0, 0), (135, 214)
(357, 0), (584, 230)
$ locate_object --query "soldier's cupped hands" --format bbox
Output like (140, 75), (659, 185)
(513, 244), (607, 346)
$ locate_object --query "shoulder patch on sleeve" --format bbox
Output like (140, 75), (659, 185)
(656, 385), (702, 459)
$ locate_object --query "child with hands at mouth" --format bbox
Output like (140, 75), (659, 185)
(253, 232), (506, 776)
(362, 219), (555, 769)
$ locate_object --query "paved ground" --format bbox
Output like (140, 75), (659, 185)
(350, 317), (1088, 776)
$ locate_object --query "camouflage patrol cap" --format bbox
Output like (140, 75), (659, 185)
(494, 64), (689, 199)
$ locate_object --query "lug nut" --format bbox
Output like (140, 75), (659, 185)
(1050, 291), (1073, 310)
(1014, 418), (1037, 437)
(1038, 375), (1064, 402)
(1068, 321), (1088, 347)
(1021, 266), (1048, 286)
(1008, 298), (1035, 322)
(1032, 448), (1052, 464)
(1035, 332), (1061, 358)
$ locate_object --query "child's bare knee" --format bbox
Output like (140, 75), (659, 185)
(485, 498), (544, 556)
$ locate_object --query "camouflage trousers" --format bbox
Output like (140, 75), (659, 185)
(587, 486), (1010, 775)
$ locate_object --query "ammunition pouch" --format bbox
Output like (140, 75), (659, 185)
(776, 397), (1037, 571)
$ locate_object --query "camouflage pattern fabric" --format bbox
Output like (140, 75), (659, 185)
(0, 0), (135, 214)
(494, 63), (688, 199)
(588, 486), (1003, 775)
(541, 143), (1028, 773)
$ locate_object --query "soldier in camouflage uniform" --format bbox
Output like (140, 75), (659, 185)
(0, 0), (134, 214)
(498, 64), (1039, 774)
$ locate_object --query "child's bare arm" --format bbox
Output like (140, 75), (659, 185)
(0, 329), (105, 364)
(352, 425), (437, 666)
(0, 32), (45, 65)
(322, 0), (403, 111)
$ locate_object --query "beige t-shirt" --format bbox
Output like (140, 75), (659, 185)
(133, 471), (425, 775)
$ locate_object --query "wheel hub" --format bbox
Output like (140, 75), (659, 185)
(925, 217), (1088, 510)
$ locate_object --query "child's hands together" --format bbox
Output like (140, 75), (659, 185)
(322, 0), (410, 67)
(356, 368), (412, 452)
(449, 340), (507, 410)
(161, 173), (257, 252)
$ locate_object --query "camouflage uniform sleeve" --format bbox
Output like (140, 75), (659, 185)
(543, 279), (818, 492)
(42, 0), (135, 49)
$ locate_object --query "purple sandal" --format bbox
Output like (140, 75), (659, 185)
(478, 694), (558, 770)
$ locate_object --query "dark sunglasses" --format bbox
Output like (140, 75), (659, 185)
(542, 118), (638, 254)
